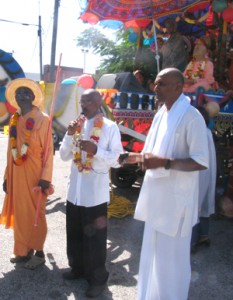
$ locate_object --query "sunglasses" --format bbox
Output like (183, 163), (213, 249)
(15, 93), (33, 100)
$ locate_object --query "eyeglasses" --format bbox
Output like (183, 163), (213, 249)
(15, 93), (32, 100)
(79, 100), (93, 106)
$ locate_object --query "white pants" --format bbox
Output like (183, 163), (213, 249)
(137, 222), (191, 300)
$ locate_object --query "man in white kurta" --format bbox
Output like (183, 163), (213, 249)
(59, 89), (123, 298)
(122, 68), (209, 300)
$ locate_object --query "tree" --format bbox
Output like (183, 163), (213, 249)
(75, 27), (157, 78)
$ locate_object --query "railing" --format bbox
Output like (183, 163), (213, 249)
(114, 91), (155, 111)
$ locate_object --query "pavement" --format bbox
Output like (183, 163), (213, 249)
(0, 132), (233, 299)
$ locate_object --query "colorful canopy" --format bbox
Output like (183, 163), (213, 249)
(80, 0), (211, 25)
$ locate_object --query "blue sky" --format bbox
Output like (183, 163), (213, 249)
(0, 0), (101, 74)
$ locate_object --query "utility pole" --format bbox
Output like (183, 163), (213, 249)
(38, 15), (43, 81)
(49, 0), (60, 82)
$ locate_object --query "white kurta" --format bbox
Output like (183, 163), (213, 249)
(134, 94), (209, 300)
(135, 94), (209, 237)
(198, 128), (216, 217)
(59, 116), (123, 207)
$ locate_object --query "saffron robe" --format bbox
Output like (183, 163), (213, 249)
(0, 108), (53, 256)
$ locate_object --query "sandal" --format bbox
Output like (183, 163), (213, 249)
(24, 255), (45, 270)
(10, 249), (34, 263)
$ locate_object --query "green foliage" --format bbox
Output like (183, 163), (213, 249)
(75, 27), (158, 79)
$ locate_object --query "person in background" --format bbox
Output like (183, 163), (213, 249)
(160, 18), (188, 71)
(59, 89), (123, 298)
(120, 68), (209, 300)
(133, 69), (145, 84)
(0, 78), (54, 270)
(191, 106), (217, 254)
(183, 39), (216, 93)
(133, 69), (147, 88)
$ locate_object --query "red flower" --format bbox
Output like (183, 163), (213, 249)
(22, 154), (27, 161)
(26, 118), (35, 130)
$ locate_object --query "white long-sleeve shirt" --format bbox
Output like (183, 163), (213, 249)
(59, 116), (123, 207)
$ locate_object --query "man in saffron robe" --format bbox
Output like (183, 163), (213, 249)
(0, 78), (54, 269)
(59, 89), (123, 298)
(121, 68), (209, 300)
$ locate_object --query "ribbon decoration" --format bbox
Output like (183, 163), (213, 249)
(34, 54), (62, 227)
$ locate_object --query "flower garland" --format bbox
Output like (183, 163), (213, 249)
(183, 11), (210, 25)
(184, 59), (207, 81)
(9, 108), (36, 166)
(72, 113), (104, 174)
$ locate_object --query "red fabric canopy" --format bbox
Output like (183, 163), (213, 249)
(80, 0), (211, 24)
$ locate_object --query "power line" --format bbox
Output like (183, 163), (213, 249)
(0, 16), (43, 80)
(0, 18), (38, 27)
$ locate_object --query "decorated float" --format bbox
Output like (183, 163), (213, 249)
(1, 1), (233, 207)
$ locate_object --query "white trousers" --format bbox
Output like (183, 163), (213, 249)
(137, 222), (191, 300)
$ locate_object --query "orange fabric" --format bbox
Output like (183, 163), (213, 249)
(0, 108), (53, 256)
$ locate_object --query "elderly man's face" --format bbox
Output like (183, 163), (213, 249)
(154, 74), (179, 103)
(80, 93), (101, 119)
(15, 87), (34, 107)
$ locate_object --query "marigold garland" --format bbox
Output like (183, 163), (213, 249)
(72, 113), (104, 174)
(184, 11), (210, 25)
(9, 107), (36, 166)
(184, 59), (207, 81)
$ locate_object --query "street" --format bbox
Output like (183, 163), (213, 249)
(0, 133), (233, 299)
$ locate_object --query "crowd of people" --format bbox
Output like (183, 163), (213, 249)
(0, 16), (222, 300)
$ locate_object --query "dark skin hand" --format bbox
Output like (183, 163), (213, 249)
(38, 179), (51, 193)
(67, 119), (97, 155)
(78, 140), (97, 155)
(3, 179), (51, 194)
(121, 153), (206, 172)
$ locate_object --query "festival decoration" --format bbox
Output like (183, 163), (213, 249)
(80, 12), (99, 25)
(128, 31), (138, 43)
(61, 78), (77, 85)
(205, 101), (220, 117)
(184, 59), (207, 81)
(0, 103), (7, 120)
(72, 113), (104, 173)
(212, 0), (228, 13)
(77, 74), (95, 89)
(222, 7), (233, 23)
(0, 49), (25, 127)
(183, 10), (210, 24)
(80, 1), (210, 23)
(79, 0), (211, 73)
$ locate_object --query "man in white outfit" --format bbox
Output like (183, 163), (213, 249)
(121, 68), (209, 300)
(59, 89), (123, 298)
